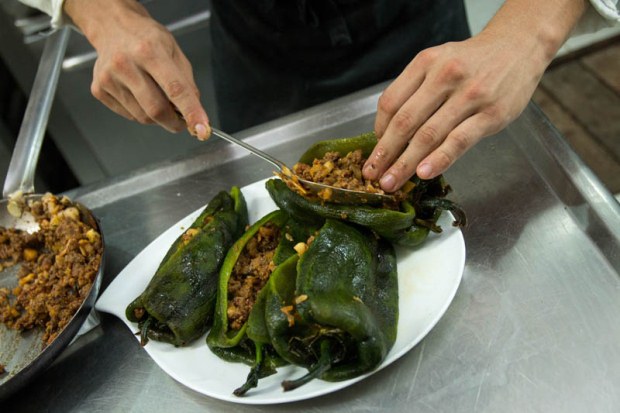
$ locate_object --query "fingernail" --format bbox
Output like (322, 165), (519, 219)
(417, 163), (433, 179)
(380, 173), (396, 192)
(194, 123), (211, 141)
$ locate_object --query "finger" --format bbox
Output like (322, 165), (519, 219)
(97, 91), (135, 121)
(92, 58), (153, 125)
(416, 112), (495, 180)
(177, 52), (201, 98)
(377, 100), (472, 192)
(363, 81), (447, 181)
(148, 53), (210, 140)
(133, 74), (186, 133)
(100, 54), (186, 132)
(374, 57), (427, 138)
(111, 86), (154, 125)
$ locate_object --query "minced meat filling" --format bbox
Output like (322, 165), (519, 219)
(292, 150), (406, 200)
(227, 223), (280, 330)
(0, 194), (102, 346)
(294, 150), (381, 193)
(0, 228), (43, 270)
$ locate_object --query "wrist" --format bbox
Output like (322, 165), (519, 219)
(481, 0), (588, 67)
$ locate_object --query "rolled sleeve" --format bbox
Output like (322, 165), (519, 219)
(571, 0), (620, 35)
(589, 0), (620, 22)
(18, 0), (71, 28)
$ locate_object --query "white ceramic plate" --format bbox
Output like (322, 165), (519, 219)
(95, 178), (466, 405)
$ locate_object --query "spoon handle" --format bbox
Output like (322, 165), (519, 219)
(3, 27), (70, 199)
(211, 128), (396, 204)
(211, 128), (287, 172)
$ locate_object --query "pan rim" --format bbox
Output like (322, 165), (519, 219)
(0, 193), (106, 401)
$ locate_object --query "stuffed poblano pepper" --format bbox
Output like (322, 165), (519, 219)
(126, 187), (248, 347)
(264, 219), (399, 391)
(206, 209), (316, 395)
(267, 132), (466, 247)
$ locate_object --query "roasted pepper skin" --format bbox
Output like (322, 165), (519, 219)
(266, 178), (430, 246)
(266, 219), (399, 388)
(259, 253), (307, 367)
(247, 253), (299, 346)
(125, 187), (248, 346)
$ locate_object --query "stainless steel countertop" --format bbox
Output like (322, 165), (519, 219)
(3, 83), (619, 412)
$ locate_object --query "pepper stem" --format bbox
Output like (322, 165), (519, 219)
(233, 343), (265, 396)
(146, 326), (178, 345)
(420, 198), (467, 227)
(281, 340), (332, 392)
(139, 316), (152, 346)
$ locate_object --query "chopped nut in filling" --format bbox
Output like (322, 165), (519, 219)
(0, 193), (103, 346)
(226, 223), (280, 330)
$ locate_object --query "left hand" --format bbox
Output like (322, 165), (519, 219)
(362, 0), (588, 192)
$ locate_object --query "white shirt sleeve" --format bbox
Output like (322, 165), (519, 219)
(568, 1), (619, 36)
(17, 0), (70, 28)
(589, 0), (620, 22)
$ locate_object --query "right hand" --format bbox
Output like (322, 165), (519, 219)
(64, 0), (211, 139)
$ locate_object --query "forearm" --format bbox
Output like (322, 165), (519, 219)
(64, 0), (150, 48)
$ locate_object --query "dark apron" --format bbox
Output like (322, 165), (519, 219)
(209, 0), (470, 132)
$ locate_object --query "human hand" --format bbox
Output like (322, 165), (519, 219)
(362, 0), (587, 192)
(64, 0), (211, 139)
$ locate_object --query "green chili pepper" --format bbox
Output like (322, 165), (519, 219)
(232, 253), (301, 396)
(206, 210), (317, 395)
(125, 187), (248, 346)
(259, 253), (306, 366)
(266, 132), (466, 247)
(265, 219), (399, 390)
(267, 178), (431, 246)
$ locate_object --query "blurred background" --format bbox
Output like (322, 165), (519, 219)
(0, 0), (618, 196)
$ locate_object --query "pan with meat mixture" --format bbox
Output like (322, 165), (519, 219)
(0, 193), (103, 346)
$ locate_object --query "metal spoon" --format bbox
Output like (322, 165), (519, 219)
(210, 128), (396, 204)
